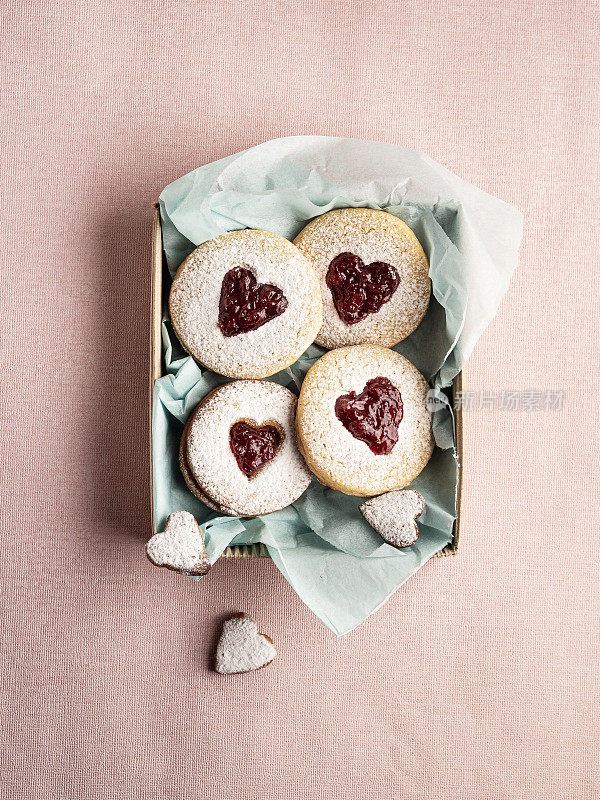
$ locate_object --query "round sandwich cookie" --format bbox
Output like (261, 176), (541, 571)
(169, 229), (323, 379)
(293, 208), (430, 349)
(296, 345), (434, 497)
(180, 380), (313, 516)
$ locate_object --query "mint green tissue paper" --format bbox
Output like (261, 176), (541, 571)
(153, 136), (522, 636)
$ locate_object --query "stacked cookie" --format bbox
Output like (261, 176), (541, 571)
(179, 380), (312, 517)
(170, 208), (434, 539)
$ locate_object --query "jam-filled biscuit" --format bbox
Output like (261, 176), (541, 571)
(296, 345), (434, 497)
(294, 208), (430, 349)
(169, 229), (322, 379)
(180, 380), (312, 516)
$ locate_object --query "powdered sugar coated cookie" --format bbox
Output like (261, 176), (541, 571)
(359, 489), (425, 548)
(178, 409), (239, 515)
(146, 511), (210, 575)
(169, 229), (322, 379)
(215, 614), (276, 675)
(294, 208), (430, 349)
(296, 345), (434, 496)
(181, 380), (312, 516)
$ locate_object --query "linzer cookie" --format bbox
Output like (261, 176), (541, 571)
(296, 345), (434, 496)
(169, 229), (323, 379)
(294, 208), (430, 349)
(180, 380), (312, 516)
(360, 489), (425, 548)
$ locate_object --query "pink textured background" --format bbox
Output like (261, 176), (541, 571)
(1, 1), (598, 798)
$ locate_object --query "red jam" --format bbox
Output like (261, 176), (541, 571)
(218, 267), (288, 337)
(229, 421), (282, 477)
(335, 377), (403, 455)
(326, 253), (400, 325)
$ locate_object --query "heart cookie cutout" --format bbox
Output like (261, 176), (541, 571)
(335, 376), (403, 455)
(326, 252), (400, 325)
(215, 614), (276, 674)
(146, 511), (210, 575)
(359, 489), (424, 548)
(229, 420), (282, 477)
(218, 266), (288, 337)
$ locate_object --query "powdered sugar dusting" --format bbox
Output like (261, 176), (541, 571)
(146, 511), (210, 575)
(296, 345), (434, 496)
(360, 489), (425, 548)
(294, 208), (430, 348)
(215, 615), (276, 674)
(178, 412), (234, 513)
(185, 380), (312, 516)
(169, 229), (322, 378)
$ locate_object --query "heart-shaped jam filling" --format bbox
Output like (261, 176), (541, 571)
(335, 376), (403, 455)
(326, 252), (400, 325)
(218, 266), (288, 337)
(229, 421), (282, 477)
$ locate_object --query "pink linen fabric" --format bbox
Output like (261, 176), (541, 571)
(1, 1), (598, 798)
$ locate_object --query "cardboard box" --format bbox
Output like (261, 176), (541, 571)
(150, 206), (462, 557)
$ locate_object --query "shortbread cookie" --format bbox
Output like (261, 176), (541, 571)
(169, 229), (322, 379)
(179, 408), (237, 514)
(180, 380), (312, 516)
(215, 614), (276, 674)
(359, 489), (425, 548)
(294, 208), (430, 349)
(296, 345), (434, 496)
(146, 511), (210, 575)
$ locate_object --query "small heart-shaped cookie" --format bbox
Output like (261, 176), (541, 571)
(215, 614), (276, 674)
(359, 489), (425, 548)
(146, 511), (210, 575)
